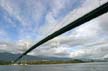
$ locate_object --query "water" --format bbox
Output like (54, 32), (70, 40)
(0, 62), (108, 71)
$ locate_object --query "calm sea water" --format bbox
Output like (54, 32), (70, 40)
(0, 62), (108, 71)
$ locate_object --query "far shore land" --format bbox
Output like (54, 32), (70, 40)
(0, 60), (86, 65)
(0, 59), (106, 65)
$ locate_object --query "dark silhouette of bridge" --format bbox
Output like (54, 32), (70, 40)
(14, 2), (108, 63)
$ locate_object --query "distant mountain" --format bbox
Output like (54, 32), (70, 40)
(78, 58), (108, 62)
(0, 52), (72, 61)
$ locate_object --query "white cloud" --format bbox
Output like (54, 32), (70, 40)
(69, 40), (108, 59)
(0, 42), (20, 53)
(28, 45), (71, 57)
(0, 0), (108, 59)
(72, 20), (101, 39)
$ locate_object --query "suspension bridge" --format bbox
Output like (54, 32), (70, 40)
(14, 2), (108, 63)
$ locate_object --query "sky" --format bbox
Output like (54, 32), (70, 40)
(0, 0), (108, 59)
